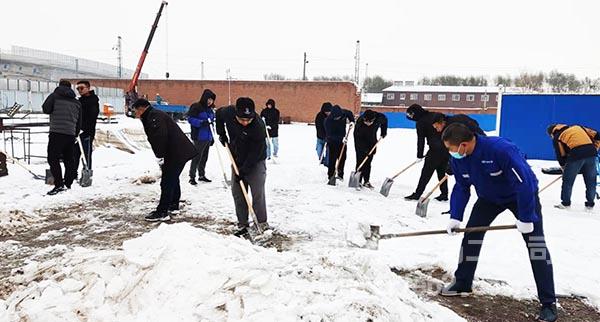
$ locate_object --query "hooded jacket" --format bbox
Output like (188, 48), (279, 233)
(141, 106), (197, 166)
(215, 105), (267, 175)
(324, 105), (355, 143)
(354, 111), (388, 153)
(406, 104), (445, 158)
(78, 90), (100, 139)
(315, 103), (332, 140)
(42, 85), (81, 136)
(549, 124), (599, 165)
(260, 99), (280, 137)
(188, 89), (216, 142)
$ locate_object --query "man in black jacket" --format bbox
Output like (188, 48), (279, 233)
(353, 109), (388, 189)
(73, 80), (99, 176)
(432, 113), (485, 136)
(216, 97), (269, 236)
(405, 104), (449, 201)
(325, 105), (355, 184)
(260, 98), (280, 159)
(315, 102), (332, 166)
(42, 80), (81, 195)
(132, 99), (198, 222)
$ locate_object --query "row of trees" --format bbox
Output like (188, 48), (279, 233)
(264, 72), (600, 93)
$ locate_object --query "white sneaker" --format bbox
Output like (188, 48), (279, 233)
(554, 204), (570, 210)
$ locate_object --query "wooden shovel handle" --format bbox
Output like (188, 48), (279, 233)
(356, 137), (384, 172)
(380, 224), (516, 239)
(420, 175), (449, 201)
(335, 123), (354, 172)
(539, 175), (562, 193)
(391, 160), (419, 179)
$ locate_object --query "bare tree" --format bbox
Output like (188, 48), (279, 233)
(263, 73), (287, 80)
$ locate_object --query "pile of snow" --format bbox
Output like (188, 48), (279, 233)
(0, 223), (460, 321)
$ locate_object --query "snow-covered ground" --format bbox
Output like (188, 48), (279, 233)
(0, 116), (599, 321)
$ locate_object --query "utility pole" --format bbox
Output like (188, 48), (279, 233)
(201, 61), (205, 80)
(226, 68), (232, 105)
(364, 62), (369, 82)
(112, 36), (123, 78)
(354, 40), (360, 86)
(302, 52), (308, 81)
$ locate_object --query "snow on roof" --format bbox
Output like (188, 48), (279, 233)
(382, 85), (499, 93)
(361, 93), (383, 103)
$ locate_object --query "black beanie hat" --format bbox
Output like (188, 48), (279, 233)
(132, 98), (151, 109)
(235, 97), (256, 118)
(406, 104), (426, 121)
(321, 102), (333, 113)
(266, 98), (276, 108)
(363, 109), (376, 121)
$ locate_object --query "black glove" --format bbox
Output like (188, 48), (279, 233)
(219, 135), (228, 147)
(445, 163), (454, 176)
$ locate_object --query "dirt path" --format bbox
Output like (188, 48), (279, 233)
(0, 195), (294, 299)
(393, 267), (600, 322)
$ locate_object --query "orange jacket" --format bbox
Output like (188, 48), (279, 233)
(550, 124), (600, 165)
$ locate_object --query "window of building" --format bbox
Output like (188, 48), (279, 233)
(452, 94), (461, 101)
(410, 93), (418, 100)
(466, 94), (475, 102)
(386, 93), (395, 101)
(481, 94), (489, 102)
(424, 94), (432, 101)
(438, 94), (446, 101)
(399, 93), (406, 100)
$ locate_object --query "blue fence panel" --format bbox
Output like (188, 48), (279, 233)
(499, 94), (600, 160)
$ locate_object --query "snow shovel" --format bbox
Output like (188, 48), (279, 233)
(318, 142), (328, 165)
(223, 142), (264, 235)
(76, 137), (93, 187)
(209, 123), (231, 187)
(358, 224), (517, 250)
(261, 117), (275, 162)
(1, 150), (45, 180)
(380, 160), (420, 197)
(328, 123), (354, 186)
(415, 175), (448, 218)
(539, 175), (562, 193)
(349, 137), (384, 188)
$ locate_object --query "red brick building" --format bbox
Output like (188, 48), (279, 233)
(382, 85), (499, 109)
(80, 79), (360, 123)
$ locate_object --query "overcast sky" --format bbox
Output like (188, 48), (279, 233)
(2, 0), (600, 82)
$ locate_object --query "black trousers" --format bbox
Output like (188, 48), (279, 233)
(454, 196), (556, 305)
(73, 135), (93, 172)
(414, 152), (449, 197)
(157, 162), (186, 212)
(47, 132), (77, 188)
(355, 149), (374, 183)
(189, 140), (210, 178)
(327, 140), (347, 179)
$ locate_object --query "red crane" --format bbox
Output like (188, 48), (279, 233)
(125, 1), (168, 116)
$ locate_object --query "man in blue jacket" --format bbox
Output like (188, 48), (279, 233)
(441, 123), (557, 322)
(187, 89), (216, 185)
(324, 105), (354, 184)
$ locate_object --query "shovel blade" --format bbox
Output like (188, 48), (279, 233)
(45, 169), (54, 185)
(348, 171), (361, 188)
(79, 169), (93, 187)
(379, 178), (394, 197)
(415, 198), (430, 217)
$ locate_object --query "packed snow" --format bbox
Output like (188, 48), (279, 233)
(0, 116), (599, 321)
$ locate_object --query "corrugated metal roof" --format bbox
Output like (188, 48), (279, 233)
(382, 85), (499, 93)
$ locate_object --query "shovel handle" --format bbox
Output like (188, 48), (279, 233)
(356, 137), (384, 172)
(380, 224), (517, 239)
(420, 175), (449, 202)
(539, 175), (562, 193)
(391, 160), (419, 179)
(334, 123), (354, 175)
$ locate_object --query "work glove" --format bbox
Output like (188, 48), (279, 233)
(416, 157), (424, 163)
(446, 219), (461, 235)
(219, 135), (229, 147)
(343, 138), (348, 144)
(445, 163), (454, 176)
(516, 220), (534, 234)
(156, 157), (164, 167)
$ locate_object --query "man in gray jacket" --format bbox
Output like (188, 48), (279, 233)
(42, 80), (81, 195)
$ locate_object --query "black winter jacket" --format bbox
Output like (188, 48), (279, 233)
(215, 105), (267, 175)
(315, 105), (330, 140)
(409, 108), (446, 158)
(354, 112), (388, 153)
(79, 91), (99, 139)
(260, 106), (280, 137)
(141, 106), (197, 167)
(324, 106), (355, 143)
(42, 85), (81, 136)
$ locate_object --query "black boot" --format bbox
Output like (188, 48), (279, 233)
(189, 178), (197, 185)
(47, 185), (67, 196)
(168, 203), (180, 216)
(440, 280), (473, 297)
(538, 303), (558, 322)
(404, 193), (420, 201)
(435, 194), (448, 202)
(144, 210), (170, 222)
(198, 176), (212, 183)
(233, 226), (249, 237)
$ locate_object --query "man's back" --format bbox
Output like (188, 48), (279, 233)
(42, 86), (81, 136)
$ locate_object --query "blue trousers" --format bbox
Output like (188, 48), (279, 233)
(266, 137), (279, 158)
(561, 156), (597, 207)
(454, 196), (556, 305)
(316, 138), (329, 167)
